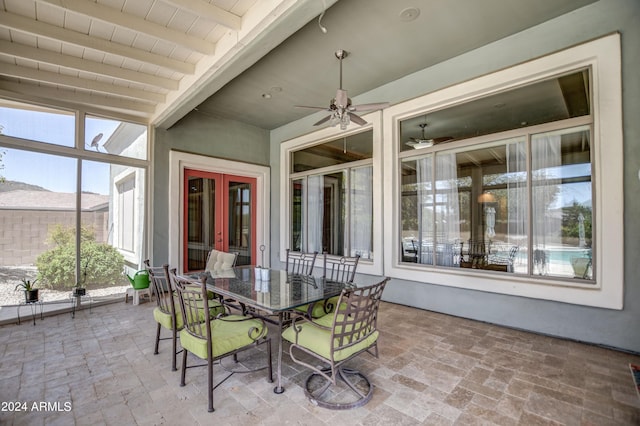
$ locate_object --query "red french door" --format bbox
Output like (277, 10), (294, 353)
(183, 169), (257, 272)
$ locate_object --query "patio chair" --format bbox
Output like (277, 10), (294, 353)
(485, 244), (519, 272)
(171, 271), (273, 413)
(283, 277), (389, 409)
(145, 260), (224, 371)
(285, 249), (318, 275)
(295, 253), (360, 319)
(460, 239), (491, 268)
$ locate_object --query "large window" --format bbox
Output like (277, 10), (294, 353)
(0, 99), (148, 312)
(400, 125), (592, 281)
(386, 34), (622, 309)
(289, 131), (373, 259)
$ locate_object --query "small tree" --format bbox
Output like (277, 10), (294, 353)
(36, 224), (126, 290)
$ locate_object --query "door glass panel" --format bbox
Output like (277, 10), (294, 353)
(291, 178), (304, 252)
(184, 171), (256, 271)
(185, 174), (217, 271)
(228, 181), (252, 266)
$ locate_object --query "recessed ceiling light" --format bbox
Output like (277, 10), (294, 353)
(399, 7), (420, 22)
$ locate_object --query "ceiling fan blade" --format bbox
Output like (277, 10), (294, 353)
(313, 115), (332, 126)
(434, 136), (454, 143)
(348, 112), (367, 126)
(350, 102), (389, 112)
(296, 105), (330, 110)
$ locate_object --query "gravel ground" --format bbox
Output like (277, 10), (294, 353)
(0, 266), (130, 305)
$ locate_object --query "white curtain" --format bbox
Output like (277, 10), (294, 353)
(350, 166), (373, 259)
(435, 153), (460, 243)
(435, 153), (460, 266)
(531, 133), (562, 249)
(506, 140), (528, 245)
(416, 156), (433, 264)
(307, 175), (323, 253)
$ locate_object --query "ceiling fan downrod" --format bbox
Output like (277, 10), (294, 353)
(335, 49), (348, 89)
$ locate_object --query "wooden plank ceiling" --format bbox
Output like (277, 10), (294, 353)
(0, 0), (318, 125)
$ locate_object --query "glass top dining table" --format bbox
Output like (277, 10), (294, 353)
(197, 266), (351, 313)
(194, 266), (354, 393)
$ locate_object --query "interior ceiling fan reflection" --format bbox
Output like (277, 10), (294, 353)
(296, 49), (389, 130)
(405, 122), (453, 149)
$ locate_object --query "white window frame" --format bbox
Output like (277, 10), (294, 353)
(383, 34), (623, 309)
(280, 111), (384, 276)
(113, 171), (137, 257)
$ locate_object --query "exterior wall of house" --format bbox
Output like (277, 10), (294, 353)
(150, 0), (639, 352)
(269, 0), (640, 353)
(152, 113), (270, 265)
(0, 209), (108, 265)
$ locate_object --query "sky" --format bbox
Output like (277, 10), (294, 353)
(0, 107), (120, 194)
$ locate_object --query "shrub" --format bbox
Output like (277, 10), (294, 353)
(36, 225), (126, 290)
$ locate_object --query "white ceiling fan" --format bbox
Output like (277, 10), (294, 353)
(296, 49), (389, 130)
(406, 123), (435, 149)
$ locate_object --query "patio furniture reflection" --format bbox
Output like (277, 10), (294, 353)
(459, 240), (519, 272)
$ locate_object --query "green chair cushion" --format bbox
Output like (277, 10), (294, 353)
(180, 315), (267, 359)
(154, 307), (180, 330)
(293, 302), (328, 319)
(153, 298), (224, 330)
(293, 296), (341, 319)
(282, 316), (378, 362)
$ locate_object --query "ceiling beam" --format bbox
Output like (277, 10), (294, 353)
(0, 41), (178, 91)
(162, 0), (242, 30)
(36, 0), (216, 55)
(0, 81), (155, 115)
(0, 63), (165, 103)
(0, 11), (195, 75)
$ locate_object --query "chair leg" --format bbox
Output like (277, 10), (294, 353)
(154, 323), (161, 355)
(208, 356), (214, 412)
(180, 349), (188, 387)
(304, 365), (374, 410)
(171, 327), (178, 372)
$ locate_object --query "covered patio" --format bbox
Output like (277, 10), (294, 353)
(1, 300), (639, 425)
(1, 1), (640, 423)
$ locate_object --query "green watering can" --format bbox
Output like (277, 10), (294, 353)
(127, 270), (150, 289)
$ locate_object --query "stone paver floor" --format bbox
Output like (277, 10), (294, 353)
(1, 299), (639, 425)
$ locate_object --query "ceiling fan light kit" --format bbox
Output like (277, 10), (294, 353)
(296, 49), (388, 131)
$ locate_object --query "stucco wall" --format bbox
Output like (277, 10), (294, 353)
(152, 113), (270, 265)
(150, 0), (639, 353)
(270, 0), (640, 353)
